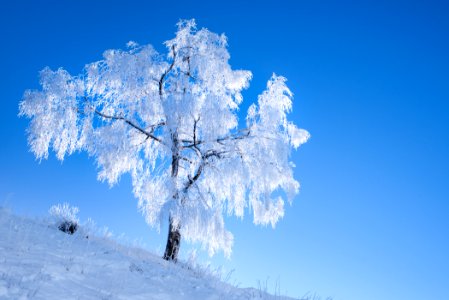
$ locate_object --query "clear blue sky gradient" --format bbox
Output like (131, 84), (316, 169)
(1, 1), (448, 299)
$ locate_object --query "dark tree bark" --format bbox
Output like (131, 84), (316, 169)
(163, 218), (181, 261)
(164, 131), (181, 262)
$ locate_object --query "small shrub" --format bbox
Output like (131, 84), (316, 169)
(58, 221), (78, 234)
(49, 203), (79, 235)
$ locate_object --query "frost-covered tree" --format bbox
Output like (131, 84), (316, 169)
(19, 20), (309, 261)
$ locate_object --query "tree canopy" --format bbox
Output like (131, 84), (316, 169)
(19, 19), (309, 258)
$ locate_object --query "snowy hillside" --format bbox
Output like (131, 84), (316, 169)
(0, 208), (293, 300)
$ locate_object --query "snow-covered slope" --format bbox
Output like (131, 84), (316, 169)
(0, 208), (292, 300)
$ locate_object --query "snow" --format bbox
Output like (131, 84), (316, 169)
(0, 208), (294, 300)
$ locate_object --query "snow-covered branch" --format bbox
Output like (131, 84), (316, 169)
(159, 45), (177, 96)
(93, 109), (164, 144)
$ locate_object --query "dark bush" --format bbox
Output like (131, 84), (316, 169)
(58, 221), (78, 235)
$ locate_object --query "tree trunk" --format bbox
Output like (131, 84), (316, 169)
(164, 131), (181, 261)
(163, 218), (181, 261)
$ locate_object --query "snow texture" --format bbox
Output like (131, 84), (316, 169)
(19, 19), (310, 257)
(0, 208), (295, 300)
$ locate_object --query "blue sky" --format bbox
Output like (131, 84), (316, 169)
(1, 1), (448, 299)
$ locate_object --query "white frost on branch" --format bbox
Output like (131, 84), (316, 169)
(19, 19), (309, 257)
(49, 203), (80, 224)
(19, 68), (81, 160)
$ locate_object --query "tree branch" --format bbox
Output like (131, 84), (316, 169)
(159, 45), (177, 96)
(181, 128), (251, 148)
(182, 149), (228, 194)
(216, 128), (251, 144)
(203, 149), (227, 160)
(147, 121), (166, 134)
(193, 116), (199, 145)
(94, 110), (164, 144)
(184, 163), (204, 193)
(179, 120), (250, 195)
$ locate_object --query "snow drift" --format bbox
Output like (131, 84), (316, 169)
(0, 208), (294, 300)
